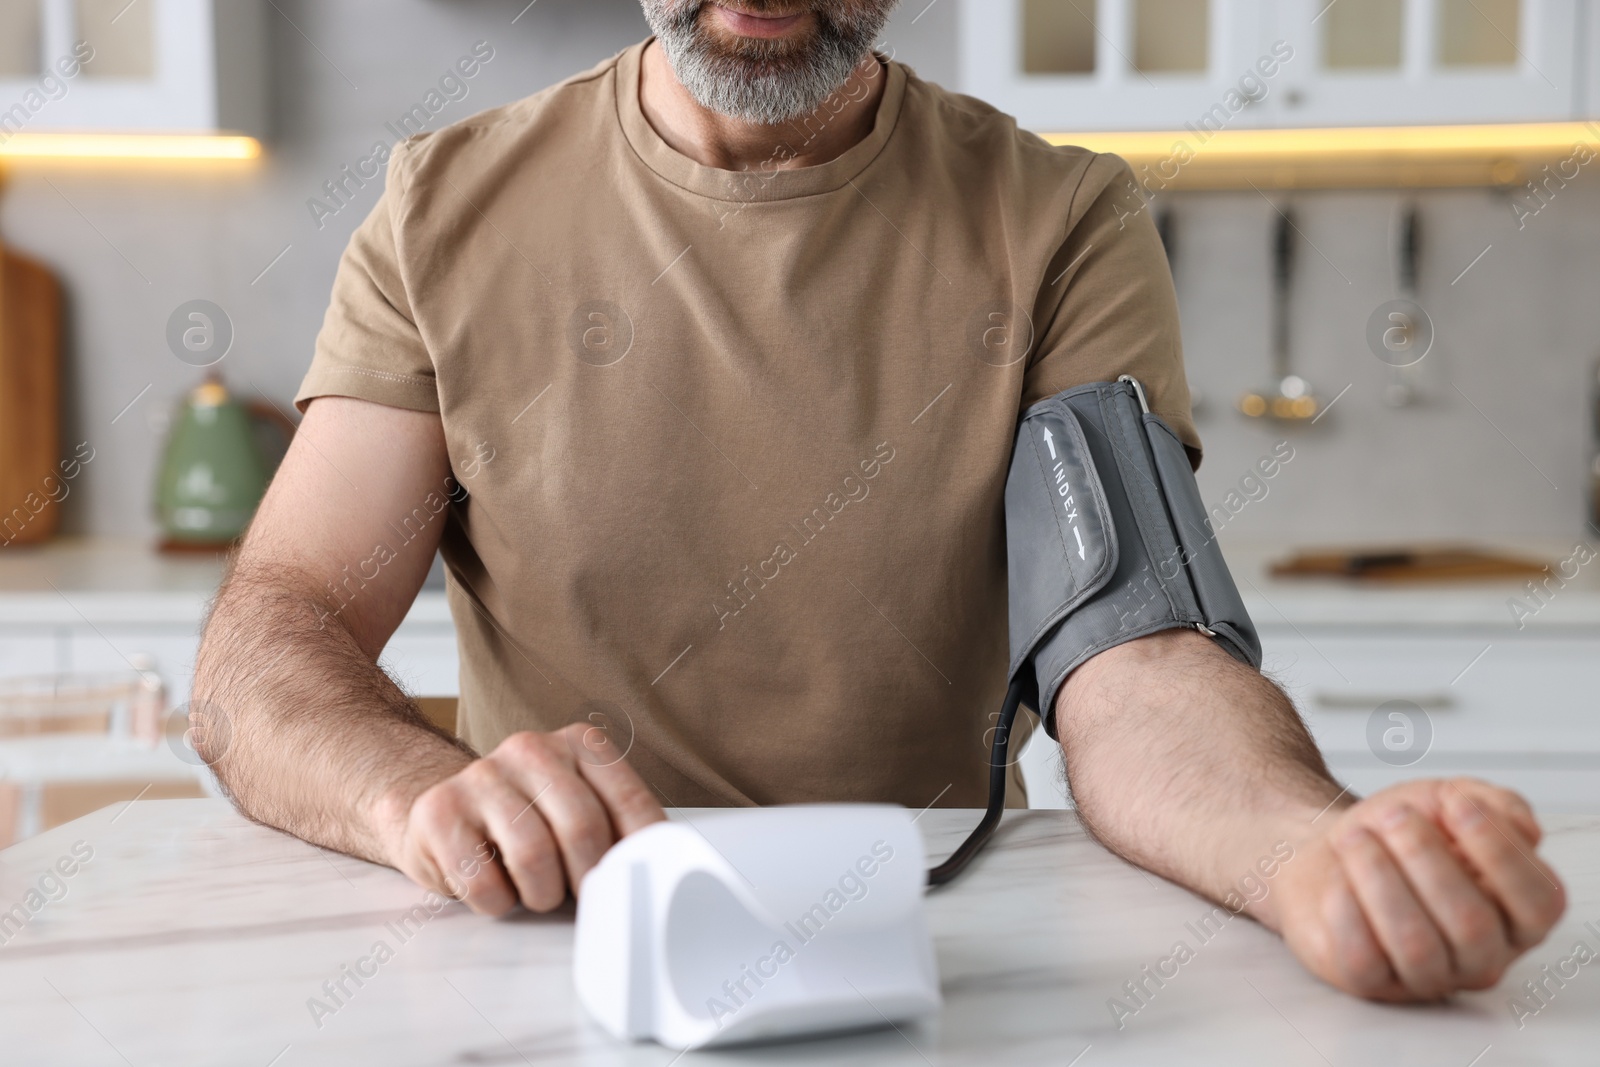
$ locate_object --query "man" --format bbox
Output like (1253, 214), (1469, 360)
(195, 0), (1566, 1004)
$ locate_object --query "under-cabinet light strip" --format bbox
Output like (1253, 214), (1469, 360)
(0, 134), (262, 161)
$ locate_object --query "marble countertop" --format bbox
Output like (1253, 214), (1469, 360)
(1, 799), (1596, 1065)
(4, 537), (1600, 631)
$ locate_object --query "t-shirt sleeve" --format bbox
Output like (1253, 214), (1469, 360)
(294, 144), (440, 415)
(1022, 152), (1201, 467)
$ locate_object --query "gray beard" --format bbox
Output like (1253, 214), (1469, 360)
(642, 2), (895, 127)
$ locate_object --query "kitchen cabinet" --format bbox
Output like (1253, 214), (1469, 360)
(0, 615), (461, 713)
(0, 634), (58, 679)
(0, 0), (265, 136)
(66, 626), (199, 706)
(1019, 624), (1600, 813)
(1263, 626), (1600, 812)
(13, 619), (1600, 811)
(962, 0), (1586, 131)
(5, 542), (1598, 815)
(378, 625), (466, 699)
(20, 607), (1095, 812)
(1270, 0), (1579, 126)
(961, 0), (1270, 133)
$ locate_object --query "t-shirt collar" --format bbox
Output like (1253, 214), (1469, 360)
(615, 38), (906, 202)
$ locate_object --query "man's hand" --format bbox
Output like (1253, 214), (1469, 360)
(378, 724), (667, 916)
(1056, 630), (1568, 1005)
(1270, 778), (1567, 1001)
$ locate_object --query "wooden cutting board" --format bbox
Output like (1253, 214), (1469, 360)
(0, 236), (62, 546)
(1270, 545), (1552, 583)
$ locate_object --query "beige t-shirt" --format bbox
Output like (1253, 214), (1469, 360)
(296, 41), (1197, 810)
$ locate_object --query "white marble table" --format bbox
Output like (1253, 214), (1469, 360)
(2, 800), (1597, 1066)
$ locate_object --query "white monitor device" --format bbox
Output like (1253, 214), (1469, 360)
(573, 804), (941, 1050)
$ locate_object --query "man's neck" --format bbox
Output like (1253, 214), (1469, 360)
(638, 38), (887, 172)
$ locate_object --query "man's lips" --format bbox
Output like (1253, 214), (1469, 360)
(710, 4), (811, 39)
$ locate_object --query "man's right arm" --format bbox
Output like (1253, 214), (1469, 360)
(192, 396), (664, 913)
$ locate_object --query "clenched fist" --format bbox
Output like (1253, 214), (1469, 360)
(1271, 778), (1567, 1001)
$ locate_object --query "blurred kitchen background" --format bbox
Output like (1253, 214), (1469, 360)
(3, 0), (1600, 845)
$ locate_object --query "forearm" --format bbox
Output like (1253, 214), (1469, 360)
(192, 558), (474, 864)
(1056, 628), (1351, 928)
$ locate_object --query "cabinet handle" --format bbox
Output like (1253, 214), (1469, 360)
(1311, 691), (1456, 710)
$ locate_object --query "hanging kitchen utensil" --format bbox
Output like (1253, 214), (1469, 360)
(0, 233), (63, 547)
(1399, 205), (1419, 293)
(1240, 207), (1321, 422)
(153, 373), (295, 552)
(1588, 355), (1600, 531)
(1383, 203), (1424, 408)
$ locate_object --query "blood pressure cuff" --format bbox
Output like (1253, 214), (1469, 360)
(1006, 377), (1262, 739)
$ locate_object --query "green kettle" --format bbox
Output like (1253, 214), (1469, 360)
(154, 375), (295, 551)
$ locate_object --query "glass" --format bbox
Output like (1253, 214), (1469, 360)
(1324, 0), (1404, 69)
(76, 0), (156, 79)
(0, 0), (42, 78)
(1022, 0), (1097, 75)
(1438, 0), (1520, 67)
(1134, 0), (1208, 74)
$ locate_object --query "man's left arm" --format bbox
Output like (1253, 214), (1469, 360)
(1057, 627), (1568, 1001)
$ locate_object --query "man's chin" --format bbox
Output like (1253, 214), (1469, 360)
(647, 0), (888, 125)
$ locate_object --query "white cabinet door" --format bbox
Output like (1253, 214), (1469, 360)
(1018, 723), (1071, 809)
(380, 625), (461, 698)
(57, 620), (460, 710)
(961, 0), (1275, 132)
(0, 631), (65, 679)
(66, 628), (200, 707)
(0, 0), (265, 135)
(1261, 627), (1600, 812)
(959, 0), (1583, 131)
(1268, 0), (1579, 126)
